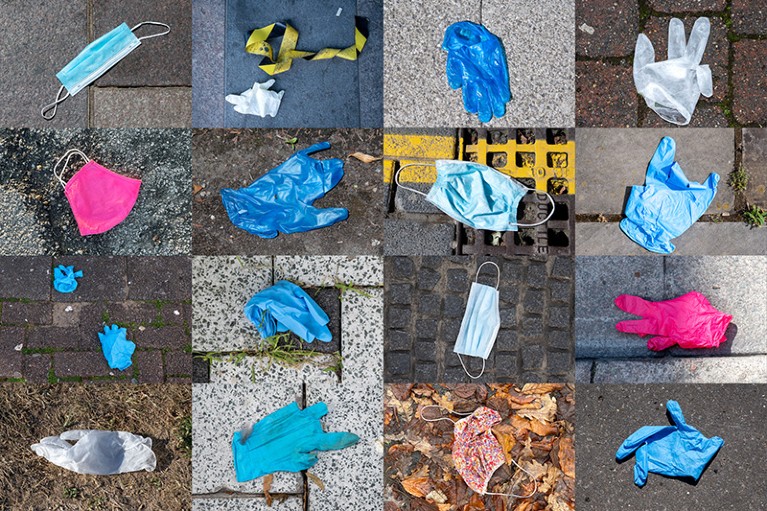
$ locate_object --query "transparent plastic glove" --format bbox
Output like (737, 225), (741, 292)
(225, 79), (284, 117)
(442, 21), (511, 123)
(31, 430), (156, 475)
(634, 17), (713, 125)
(620, 136), (719, 254)
(615, 291), (732, 351)
(616, 401), (723, 487)
(98, 324), (136, 371)
(53, 265), (83, 293)
(232, 402), (359, 482)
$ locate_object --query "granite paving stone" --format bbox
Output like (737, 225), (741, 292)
(733, 40), (767, 126)
(127, 257), (191, 300)
(93, 88), (192, 128)
(165, 352), (193, 376)
(192, 0), (226, 127)
(575, 0), (638, 58)
(591, 356), (767, 383)
(646, 0), (726, 10)
(133, 351), (165, 382)
(0, 257), (52, 300)
(192, 498), (304, 511)
(742, 128), (767, 208)
(383, 219), (455, 256)
(340, 288), (384, 386)
(732, 0), (767, 35)
(575, 61), (637, 127)
(1, 302), (52, 325)
(23, 354), (51, 383)
(210, 355), (339, 385)
(358, 0), (385, 128)
(275, 256), (383, 287)
(52, 256), (126, 302)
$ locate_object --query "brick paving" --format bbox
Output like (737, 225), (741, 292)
(576, 0), (767, 127)
(0, 256), (192, 383)
(384, 256), (574, 383)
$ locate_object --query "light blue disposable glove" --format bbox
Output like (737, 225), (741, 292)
(616, 400), (724, 487)
(232, 402), (359, 482)
(244, 280), (332, 343)
(620, 136), (719, 254)
(98, 324), (136, 371)
(53, 265), (83, 293)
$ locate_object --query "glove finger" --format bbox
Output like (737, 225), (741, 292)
(225, 94), (245, 106)
(614, 294), (656, 317)
(475, 83), (493, 124)
(666, 400), (695, 432)
(648, 137), (676, 178)
(667, 18), (687, 60)
(697, 64), (713, 97)
(633, 444), (649, 487)
(647, 335), (678, 351)
(633, 34), (655, 70)
(60, 430), (93, 441)
(686, 17), (710, 64)
(616, 319), (655, 336)
(311, 431), (360, 451)
(303, 402), (329, 420)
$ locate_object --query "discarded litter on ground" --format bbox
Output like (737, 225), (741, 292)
(225, 79), (284, 117)
(52, 265), (83, 293)
(98, 324), (136, 371)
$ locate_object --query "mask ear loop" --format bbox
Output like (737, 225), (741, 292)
(419, 405), (473, 424)
(457, 261), (501, 380)
(510, 187), (556, 227)
(41, 85), (70, 120)
(484, 457), (539, 499)
(131, 21), (171, 41)
(393, 163), (432, 197)
(53, 149), (90, 188)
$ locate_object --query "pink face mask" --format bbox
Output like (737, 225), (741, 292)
(54, 149), (141, 236)
(421, 405), (538, 498)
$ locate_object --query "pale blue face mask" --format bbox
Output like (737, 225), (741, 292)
(453, 261), (501, 379)
(41, 22), (171, 120)
(395, 160), (555, 231)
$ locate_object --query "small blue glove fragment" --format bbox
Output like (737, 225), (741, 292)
(98, 324), (136, 371)
(221, 142), (349, 238)
(244, 280), (332, 343)
(232, 401), (359, 482)
(616, 400), (724, 487)
(442, 21), (511, 123)
(53, 265), (83, 293)
(620, 136), (719, 254)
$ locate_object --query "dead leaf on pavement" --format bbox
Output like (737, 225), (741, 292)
(263, 474), (273, 507)
(518, 394), (557, 423)
(192, 184), (204, 195)
(402, 476), (432, 498)
(558, 438), (575, 479)
(349, 152), (382, 163)
(521, 383), (564, 395)
(307, 471), (325, 491)
(462, 493), (485, 511)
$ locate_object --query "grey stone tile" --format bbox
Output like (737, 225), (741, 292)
(274, 256), (383, 287)
(383, 219), (455, 256)
(0, 257), (52, 300)
(192, 0), (225, 127)
(592, 356), (767, 383)
(93, 88), (192, 128)
(193, 498), (303, 511)
(340, 288), (383, 386)
(575, 359), (593, 383)
(742, 128), (767, 208)
(358, 0), (384, 127)
(576, 128), (735, 215)
(210, 355), (339, 385)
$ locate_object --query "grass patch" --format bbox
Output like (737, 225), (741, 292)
(335, 280), (373, 301)
(728, 165), (749, 191)
(47, 369), (58, 384)
(21, 347), (57, 355)
(743, 204), (766, 228)
(63, 487), (81, 499)
(178, 415), (192, 457)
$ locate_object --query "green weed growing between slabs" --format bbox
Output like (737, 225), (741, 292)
(178, 416), (192, 457)
(334, 280), (372, 301)
(195, 334), (326, 372)
(743, 204), (766, 228)
(728, 165), (749, 192)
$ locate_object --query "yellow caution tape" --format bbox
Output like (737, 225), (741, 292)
(246, 16), (369, 75)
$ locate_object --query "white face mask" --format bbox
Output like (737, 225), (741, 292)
(453, 261), (501, 379)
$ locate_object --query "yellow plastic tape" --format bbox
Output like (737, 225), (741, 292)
(246, 16), (369, 75)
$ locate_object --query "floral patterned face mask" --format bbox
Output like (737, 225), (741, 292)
(421, 405), (538, 498)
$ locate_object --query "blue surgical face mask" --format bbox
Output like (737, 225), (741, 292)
(453, 262), (501, 379)
(395, 160), (555, 231)
(41, 22), (171, 120)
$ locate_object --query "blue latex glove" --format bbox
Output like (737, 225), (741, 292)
(442, 21), (511, 123)
(232, 401), (359, 482)
(98, 324), (136, 371)
(221, 142), (349, 238)
(616, 400), (724, 487)
(620, 136), (719, 254)
(53, 265), (83, 293)
(244, 280), (332, 343)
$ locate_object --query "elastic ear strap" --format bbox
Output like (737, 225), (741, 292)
(53, 148), (90, 188)
(131, 21), (171, 41)
(419, 404), (474, 423)
(475, 261), (501, 289)
(457, 354), (485, 379)
(41, 85), (70, 120)
(394, 163), (433, 197)
(484, 457), (539, 499)
(510, 190), (556, 227)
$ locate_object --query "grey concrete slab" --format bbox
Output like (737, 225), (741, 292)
(576, 222), (767, 256)
(742, 128), (767, 208)
(592, 356), (767, 383)
(0, 257), (52, 300)
(92, 0), (192, 86)
(340, 288), (383, 386)
(210, 355), (340, 385)
(193, 498), (303, 511)
(193, 0), (226, 127)
(192, 256), (272, 352)
(383, 219), (455, 256)
(192, 383), (302, 495)
(358, 0), (384, 128)
(576, 359), (593, 383)
(274, 256), (383, 287)
(577, 384), (767, 510)
(93, 88), (192, 128)
(224, 0), (378, 128)
(576, 128), (736, 215)
(0, 1), (87, 127)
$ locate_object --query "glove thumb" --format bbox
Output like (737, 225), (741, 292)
(634, 34), (655, 71)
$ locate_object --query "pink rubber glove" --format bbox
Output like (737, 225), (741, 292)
(614, 291), (732, 351)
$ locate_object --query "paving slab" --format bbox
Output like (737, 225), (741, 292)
(575, 61), (636, 127)
(358, 0), (384, 128)
(192, 383), (303, 495)
(733, 40), (767, 126)
(577, 384), (767, 510)
(192, 256), (272, 352)
(93, 0), (192, 86)
(274, 256), (383, 287)
(575, 0), (638, 58)
(575, 359), (593, 383)
(93, 88), (192, 128)
(742, 128), (767, 208)
(192, 0), (226, 127)
(193, 498), (304, 511)
(383, 219), (455, 256)
(191, 129), (383, 256)
(0, 257), (52, 300)
(647, 0), (726, 10)
(576, 222), (767, 256)
(210, 356), (340, 385)
(732, 0), (767, 35)
(592, 356), (767, 383)
(339, 288), (383, 386)
(575, 128), (735, 215)
(0, 1), (88, 127)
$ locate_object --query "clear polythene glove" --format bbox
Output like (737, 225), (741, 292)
(98, 324), (136, 371)
(634, 17), (713, 125)
(442, 21), (511, 123)
(615, 291), (732, 351)
(232, 402), (359, 482)
(616, 400), (723, 487)
(620, 136), (719, 254)
(31, 430), (156, 475)
(225, 79), (284, 117)
(221, 142), (349, 238)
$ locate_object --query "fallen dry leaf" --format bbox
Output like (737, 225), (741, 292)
(558, 438), (575, 479)
(307, 471), (325, 491)
(263, 474), (273, 507)
(349, 152), (382, 163)
(518, 395), (557, 423)
(192, 184), (204, 195)
(426, 489), (448, 504)
(528, 419), (559, 437)
(401, 476), (432, 498)
(491, 424), (517, 465)
(521, 384), (564, 395)
(463, 493), (485, 511)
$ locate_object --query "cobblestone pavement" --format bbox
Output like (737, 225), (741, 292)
(0, 0), (192, 128)
(0, 128), (192, 256)
(577, 384), (767, 510)
(384, 256), (574, 383)
(192, 129), (383, 256)
(576, 256), (767, 383)
(192, 256), (383, 511)
(576, 0), (767, 127)
(0, 256), (192, 383)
